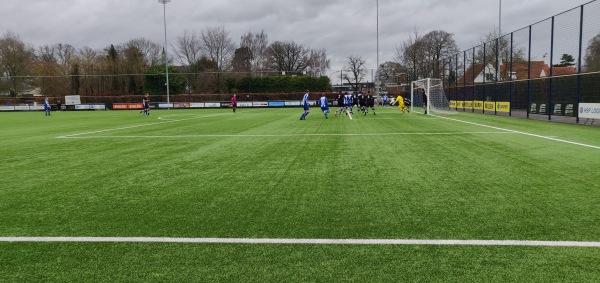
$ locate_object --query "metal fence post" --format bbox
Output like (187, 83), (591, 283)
(495, 37), (499, 115)
(472, 47), (476, 113)
(483, 42), (487, 114)
(527, 25), (532, 119)
(577, 5), (584, 124)
(510, 32), (514, 117)
(463, 50), (467, 112)
(549, 16), (555, 121)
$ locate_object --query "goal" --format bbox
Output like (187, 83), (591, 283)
(410, 78), (456, 114)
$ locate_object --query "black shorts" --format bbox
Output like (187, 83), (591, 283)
(232, 103), (237, 108)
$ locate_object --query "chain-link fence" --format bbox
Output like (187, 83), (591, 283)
(442, 1), (600, 124)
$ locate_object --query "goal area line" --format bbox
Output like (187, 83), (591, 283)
(1, 237), (599, 247)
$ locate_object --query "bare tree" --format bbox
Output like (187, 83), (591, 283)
(77, 46), (101, 95)
(266, 41), (310, 74)
(473, 28), (527, 80)
(396, 29), (460, 81)
(0, 31), (35, 95)
(344, 55), (366, 91)
(421, 30), (459, 79)
(240, 30), (269, 75)
(125, 38), (162, 67)
(34, 45), (60, 95)
(396, 29), (424, 82)
(307, 49), (330, 77)
(584, 33), (600, 72)
(378, 61), (404, 85)
(174, 30), (203, 67)
(55, 43), (76, 76)
(200, 26), (236, 71)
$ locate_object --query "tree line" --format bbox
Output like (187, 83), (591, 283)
(0, 28), (330, 96)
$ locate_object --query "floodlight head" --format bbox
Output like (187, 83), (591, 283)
(158, 0), (171, 4)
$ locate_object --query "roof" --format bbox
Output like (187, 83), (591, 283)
(457, 61), (577, 83)
(458, 63), (487, 84)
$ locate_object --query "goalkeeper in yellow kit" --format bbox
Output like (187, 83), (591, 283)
(395, 95), (409, 113)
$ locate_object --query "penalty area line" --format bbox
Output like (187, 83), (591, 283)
(55, 113), (233, 139)
(432, 114), (600, 150)
(1, 237), (599, 247)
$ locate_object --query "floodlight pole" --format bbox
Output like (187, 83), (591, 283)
(159, 0), (171, 109)
(499, 0), (502, 37)
(376, 0), (380, 98)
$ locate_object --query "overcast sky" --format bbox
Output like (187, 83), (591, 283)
(1, 0), (593, 76)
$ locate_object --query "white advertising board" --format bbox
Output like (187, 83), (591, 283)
(238, 102), (253, 107)
(90, 104), (106, 110)
(204, 103), (220, 108)
(189, 103), (205, 108)
(65, 95), (81, 105)
(579, 103), (600, 119)
(0, 106), (15, 111)
(285, 101), (301, 106)
(75, 105), (91, 110)
(252, 102), (268, 107)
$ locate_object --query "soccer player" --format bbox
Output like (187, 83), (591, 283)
(366, 92), (376, 115)
(352, 92), (359, 111)
(404, 96), (411, 113)
(396, 95), (408, 113)
(300, 90), (310, 120)
(231, 94), (237, 113)
(143, 93), (150, 116)
(319, 94), (330, 119)
(420, 89), (428, 115)
(44, 98), (51, 116)
(356, 92), (365, 114)
(140, 95), (146, 115)
(335, 91), (345, 117)
(345, 92), (354, 115)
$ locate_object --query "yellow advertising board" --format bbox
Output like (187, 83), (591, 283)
(496, 102), (511, 113)
(450, 100), (457, 108)
(464, 101), (474, 109)
(484, 102), (496, 111)
(473, 101), (484, 110)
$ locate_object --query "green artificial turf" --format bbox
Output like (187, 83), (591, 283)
(1, 108), (599, 281)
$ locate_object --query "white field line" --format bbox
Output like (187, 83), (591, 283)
(57, 132), (516, 139)
(432, 114), (600, 150)
(56, 113), (234, 139)
(1, 237), (599, 247)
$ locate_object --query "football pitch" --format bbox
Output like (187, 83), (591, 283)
(1, 107), (599, 282)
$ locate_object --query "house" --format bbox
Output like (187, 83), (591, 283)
(457, 61), (577, 84)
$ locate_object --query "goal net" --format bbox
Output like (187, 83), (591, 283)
(410, 78), (457, 114)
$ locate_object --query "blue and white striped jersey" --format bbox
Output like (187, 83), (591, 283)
(319, 96), (328, 107)
(302, 93), (309, 106)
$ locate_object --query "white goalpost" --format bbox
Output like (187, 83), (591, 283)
(410, 78), (457, 115)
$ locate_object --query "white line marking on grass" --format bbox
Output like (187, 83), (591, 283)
(1, 237), (599, 247)
(56, 113), (233, 139)
(432, 114), (600, 150)
(368, 118), (432, 120)
(57, 132), (516, 139)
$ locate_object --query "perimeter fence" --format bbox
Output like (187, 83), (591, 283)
(440, 0), (600, 124)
